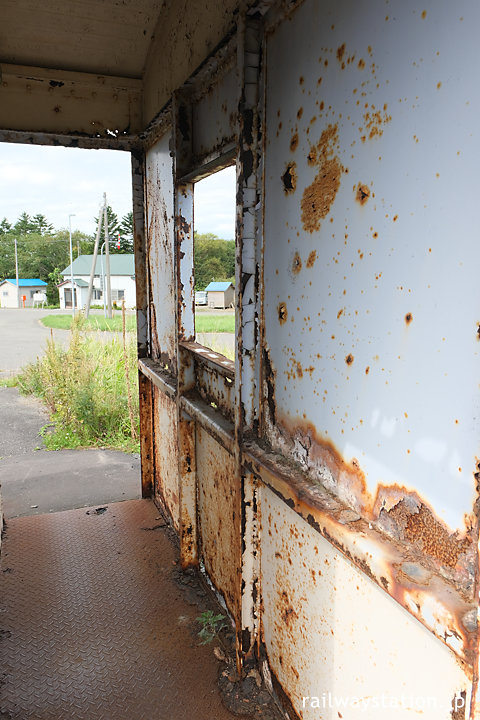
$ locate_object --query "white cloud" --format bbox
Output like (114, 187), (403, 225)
(0, 143), (237, 239)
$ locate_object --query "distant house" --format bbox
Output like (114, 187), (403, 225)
(0, 279), (47, 308)
(59, 254), (136, 310)
(205, 281), (235, 309)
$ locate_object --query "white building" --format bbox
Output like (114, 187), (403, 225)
(58, 254), (136, 310)
(0, 278), (48, 308)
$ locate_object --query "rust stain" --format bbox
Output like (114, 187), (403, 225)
(280, 591), (299, 626)
(362, 106), (392, 140)
(358, 58), (365, 70)
(345, 353), (354, 366)
(272, 415), (477, 585)
(278, 302), (288, 325)
(336, 43), (346, 66)
(297, 107), (303, 119)
(405, 312), (413, 325)
(306, 250), (317, 268)
(355, 183), (370, 205)
(301, 124), (343, 234)
(385, 502), (471, 569)
(421, 9), (427, 19)
(290, 132), (299, 152)
(282, 162), (297, 194)
(292, 252), (302, 274)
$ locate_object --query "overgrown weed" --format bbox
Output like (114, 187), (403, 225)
(17, 314), (139, 453)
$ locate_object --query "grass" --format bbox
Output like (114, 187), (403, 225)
(17, 314), (139, 453)
(0, 375), (18, 387)
(195, 315), (235, 334)
(41, 312), (234, 335)
(42, 313), (136, 332)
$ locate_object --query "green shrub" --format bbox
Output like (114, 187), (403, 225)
(17, 314), (139, 453)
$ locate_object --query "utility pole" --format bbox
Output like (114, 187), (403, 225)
(85, 199), (104, 318)
(14, 237), (19, 308)
(68, 214), (76, 316)
(103, 197), (112, 319)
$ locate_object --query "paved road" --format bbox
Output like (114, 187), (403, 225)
(0, 386), (141, 518)
(0, 308), (129, 377)
(0, 308), (70, 376)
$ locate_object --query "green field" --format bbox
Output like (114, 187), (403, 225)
(41, 314), (136, 332)
(195, 315), (235, 334)
(41, 313), (235, 334)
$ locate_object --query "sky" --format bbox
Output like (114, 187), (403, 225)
(0, 143), (236, 239)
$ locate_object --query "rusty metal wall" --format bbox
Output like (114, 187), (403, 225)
(137, 2), (480, 713)
(152, 386), (180, 530)
(145, 132), (177, 370)
(261, 0), (480, 590)
(134, 0), (480, 717)
(260, 485), (471, 720)
(196, 427), (240, 619)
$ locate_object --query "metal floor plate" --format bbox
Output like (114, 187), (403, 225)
(0, 499), (237, 720)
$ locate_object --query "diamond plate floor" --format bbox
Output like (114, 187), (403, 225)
(0, 499), (238, 720)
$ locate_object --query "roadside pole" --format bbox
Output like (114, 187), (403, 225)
(85, 197), (104, 318)
(68, 213), (76, 317)
(103, 199), (112, 319)
(14, 237), (19, 308)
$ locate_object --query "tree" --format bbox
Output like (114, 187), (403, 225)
(194, 232), (235, 289)
(47, 267), (63, 305)
(118, 211), (134, 253)
(0, 218), (12, 234)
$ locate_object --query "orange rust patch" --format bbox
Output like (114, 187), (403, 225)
(336, 43), (346, 63)
(292, 252), (302, 274)
(301, 124), (343, 234)
(358, 58), (365, 70)
(299, 76), (304, 85)
(388, 502), (470, 568)
(297, 107), (303, 119)
(345, 353), (354, 365)
(405, 312), (413, 325)
(307, 146), (317, 165)
(421, 9), (427, 19)
(278, 302), (288, 324)
(362, 107), (392, 140)
(306, 250), (317, 268)
(290, 132), (299, 152)
(365, 366), (370, 375)
(355, 183), (370, 205)
(337, 308), (344, 319)
(282, 162), (297, 194)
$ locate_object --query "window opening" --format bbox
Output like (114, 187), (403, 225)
(193, 165), (236, 361)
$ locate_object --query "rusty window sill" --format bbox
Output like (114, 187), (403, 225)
(180, 340), (235, 379)
(180, 391), (234, 455)
(138, 358), (177, 399)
